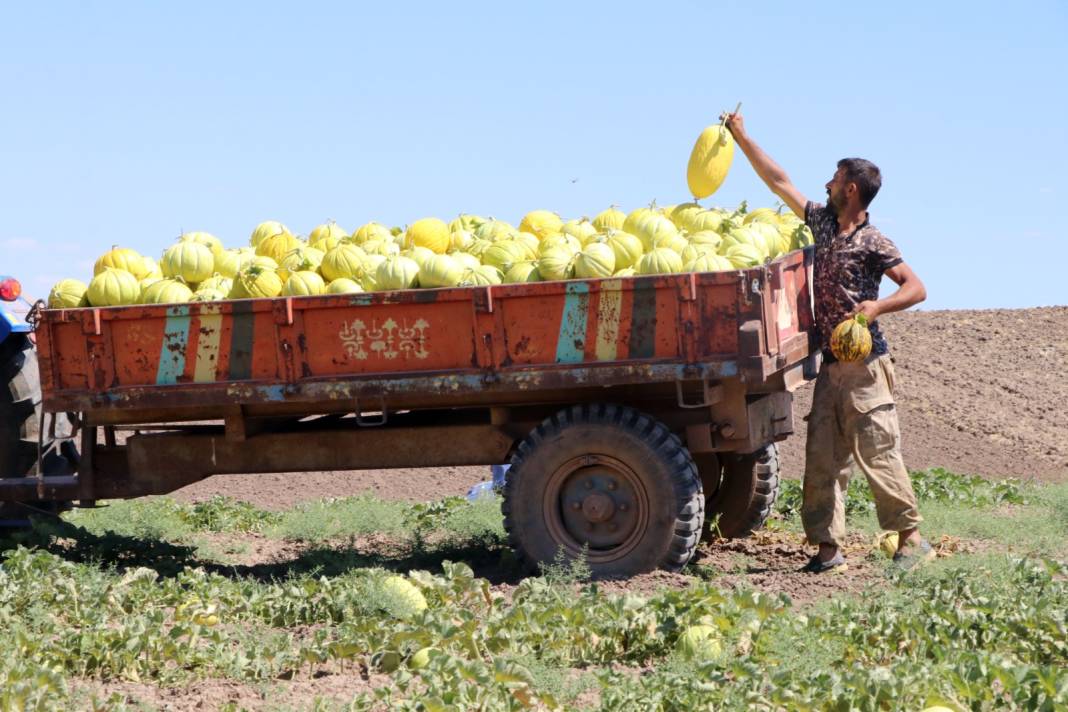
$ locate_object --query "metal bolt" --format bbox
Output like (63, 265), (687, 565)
(571, 502), (581, 510)
(619, 503), (628, 512)
(585, 480), (594, 490)
(607, 480), (617, 491)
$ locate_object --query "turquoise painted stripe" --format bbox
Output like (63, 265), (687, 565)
(555, 282), (591, 364)
(155, 305), (192, 385)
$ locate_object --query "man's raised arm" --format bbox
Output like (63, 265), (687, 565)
(724, 113), (807, 219)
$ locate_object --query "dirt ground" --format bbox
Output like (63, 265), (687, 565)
(74, 670), (393, 712)
(191, 527), (901, 609)
(174, 466), (491, 510)
(173, 306), (1068, 511)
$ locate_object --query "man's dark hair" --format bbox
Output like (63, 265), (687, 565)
(837, 158), (882, 208)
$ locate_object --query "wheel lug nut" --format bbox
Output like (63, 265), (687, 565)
(619, 503), (627, 512)
(571, 502), (581, 510)
(607, 481), (617, 491)
(585, 480), (593, 490)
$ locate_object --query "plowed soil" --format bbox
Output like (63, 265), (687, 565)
(173, 306), (1068, 511)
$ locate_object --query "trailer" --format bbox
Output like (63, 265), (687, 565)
(2, 248), (816, 577)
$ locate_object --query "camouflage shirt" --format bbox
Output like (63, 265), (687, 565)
(805, 201), (903, 357)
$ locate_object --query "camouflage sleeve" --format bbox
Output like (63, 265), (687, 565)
(868, 231), (903, 273)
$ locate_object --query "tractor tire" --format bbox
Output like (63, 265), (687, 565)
(0, 334), (78, 524)
(502, 403), (703, 579)
(698, 444), (780, 540)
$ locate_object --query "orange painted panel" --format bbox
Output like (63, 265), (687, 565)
(50, 321), (91, 391)
(108, 319), (167, 386)
(299, 301), (477, 375)
(695, 281), (741, 358)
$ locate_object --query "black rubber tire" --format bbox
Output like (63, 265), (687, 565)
(0, 334), (78, 523)
(699, 444), (780, 540)
(502, 404), (704, 578)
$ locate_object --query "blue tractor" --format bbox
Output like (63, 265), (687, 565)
(1, 276), (78, 524)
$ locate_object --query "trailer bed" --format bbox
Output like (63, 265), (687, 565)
(36, 248), (814, 422)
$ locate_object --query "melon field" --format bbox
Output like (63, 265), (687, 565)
(2, 308), (1066, 711)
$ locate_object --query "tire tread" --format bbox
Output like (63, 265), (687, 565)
(503, 403), (703, 576)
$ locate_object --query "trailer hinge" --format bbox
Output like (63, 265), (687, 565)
(82, 308), (103, 335)
(273, 297), (295, 325)
(474, 287), (494, 313)
(681, 273), (698, 301)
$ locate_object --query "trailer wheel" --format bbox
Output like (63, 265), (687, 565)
(0, 335), (78, 524)
(502, 404), (703, 578)
(698, 444), (780, 540)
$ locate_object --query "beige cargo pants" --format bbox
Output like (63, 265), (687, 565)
(802, 353), (922, 547)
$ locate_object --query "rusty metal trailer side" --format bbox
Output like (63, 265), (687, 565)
(8, 248), (814, 507)
(37, 249), (813, 416)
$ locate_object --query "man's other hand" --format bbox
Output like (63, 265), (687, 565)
(853, 300), (882, 322)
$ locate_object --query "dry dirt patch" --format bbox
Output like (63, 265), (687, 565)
(73, 667), (392, 711)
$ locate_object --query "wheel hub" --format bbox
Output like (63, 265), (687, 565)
(549, 458), (646, 555)
(581, 492), (615, 522)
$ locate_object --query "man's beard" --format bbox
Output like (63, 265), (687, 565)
(827, 190), (845, 214)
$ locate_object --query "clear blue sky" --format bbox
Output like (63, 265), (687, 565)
(2, 1), (1065, 309)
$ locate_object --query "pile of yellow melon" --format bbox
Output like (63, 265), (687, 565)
(47, 203), (813, 308)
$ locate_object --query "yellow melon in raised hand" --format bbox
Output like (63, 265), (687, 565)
(687, 124), (734, 199)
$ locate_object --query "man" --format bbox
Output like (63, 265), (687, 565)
(724, 111), (932, 572)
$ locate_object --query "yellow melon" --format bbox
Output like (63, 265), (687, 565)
(686, 124), (734, 199)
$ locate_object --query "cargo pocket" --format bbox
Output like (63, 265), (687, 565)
(856, 403), (898, 455)
(844, 355), (895, 413)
